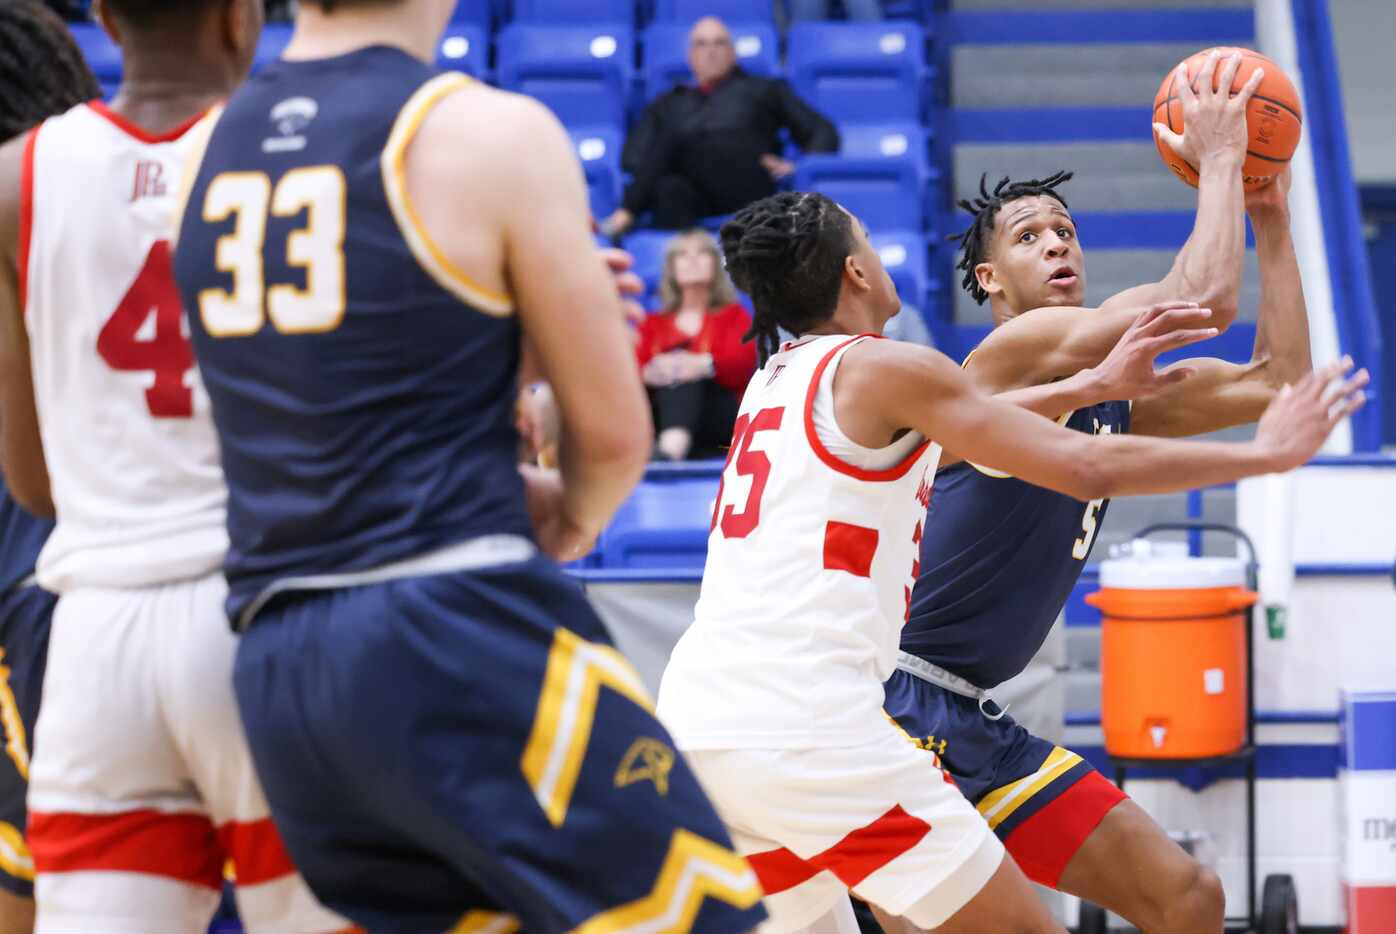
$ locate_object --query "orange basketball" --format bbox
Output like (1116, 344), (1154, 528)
(1152, 47), (1303, 192)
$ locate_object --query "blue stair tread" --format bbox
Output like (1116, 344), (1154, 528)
(948, 8), (1254, 45)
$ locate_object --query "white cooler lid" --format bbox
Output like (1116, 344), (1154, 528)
(1098, 539), (1247, 590)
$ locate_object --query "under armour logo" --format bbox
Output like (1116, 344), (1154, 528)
(614, 737), (675, 795)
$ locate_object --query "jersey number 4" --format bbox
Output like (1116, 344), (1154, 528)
(712, 407), (783, 539)
(96, 240), (193, 418)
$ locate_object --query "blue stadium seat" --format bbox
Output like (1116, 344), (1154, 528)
(621, 230), (673, 301)
(437, 24), (489, 77)
(450, 0), (492, 28)
(571, 125), (624, 220)
(651, 0), (775, 24)
(838, 121), (931, 180)
(497, 24), (635, 127)
(788, 22), (926, 123)
(254, 23), (292, 74)
(513, 0), (635, 25)
(870, 230), (930, 311)
(641, 22), (779, 100)
(794, 157), (924, 230)
(598, 477), (718, 569)
(68, 23), (122, 92)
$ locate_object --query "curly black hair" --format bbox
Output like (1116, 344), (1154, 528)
(0, 0), (101, 144)
(949, 171), (1074, 305)
(720, 191), (854, 365)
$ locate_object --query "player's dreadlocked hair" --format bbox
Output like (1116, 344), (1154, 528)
(948, 171), (1074, 305)
(720, 191), (854, 365)
(0, 0), (101, 144)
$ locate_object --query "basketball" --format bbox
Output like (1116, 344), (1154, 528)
(1152, 47), (1303, 191)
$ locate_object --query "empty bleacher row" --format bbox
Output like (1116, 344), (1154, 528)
(65, 1), (943, 323)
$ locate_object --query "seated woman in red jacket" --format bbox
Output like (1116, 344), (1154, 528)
(636, 229), (756, 460)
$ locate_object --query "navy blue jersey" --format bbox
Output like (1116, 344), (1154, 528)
(174, 48), (531, 624)
(900, 400), (1130, 688)
(0, 485), (51, 594)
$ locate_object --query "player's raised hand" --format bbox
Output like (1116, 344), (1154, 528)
(1254, 357), (1369, 471)
(1244, 165), (1292, 218)
(601, 247), (647, 327)
(1086, 301), (1218, 400)
(1153, 50), (1264, 169)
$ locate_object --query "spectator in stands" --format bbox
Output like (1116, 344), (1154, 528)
(601, 16), (838, 237)
(787, 0), (882, 21)
(637, 230), (756, 460)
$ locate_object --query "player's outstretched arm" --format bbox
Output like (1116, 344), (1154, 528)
(1131, 168), (1314, 437)
(837, 339), (1364, 500)
(409, 85), (651, 558)
(1100, 51), (1259, 325)
(0, 134), (53, 517)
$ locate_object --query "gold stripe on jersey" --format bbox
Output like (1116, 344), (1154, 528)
(169, 104), (225, 251)
(570, 829), (762, 934)
(520, 627), (653, 828)
(381, 73), (514, 316)
(975, 746), (1083, 830)
(451, 910), (521, 934)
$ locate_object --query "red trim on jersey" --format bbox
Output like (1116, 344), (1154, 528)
(16, 126), (37, 313)
(746, 804), (931, 895)
(823, 521), (879, 577)
(1001, 770), (1127, 888)
(86, 100), (207, 144)
(216, 817), (297, 887)
(803, 335), (931, 481)
(29, 809), (224, 889)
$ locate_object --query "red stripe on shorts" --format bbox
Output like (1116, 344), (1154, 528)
(29, 809), (224, 890)
(1002, 770), (1126, 888)
(217, 817), (297, 886)
(747, 804), (932, 895)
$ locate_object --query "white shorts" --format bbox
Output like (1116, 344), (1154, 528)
(26, 573), (347, 933)
(682, 717), (1004, 933)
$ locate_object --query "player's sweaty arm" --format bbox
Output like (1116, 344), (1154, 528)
(0, 133), (53, 517)
(411, 85), (651, 547)
(1131, 170), (1313, 437)
(835, 339), (1364, 501)
(1100, 51), (1260, 324)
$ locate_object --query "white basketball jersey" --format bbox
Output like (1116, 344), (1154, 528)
(657, 334), (941, 750)
(22, 103), (227, 593)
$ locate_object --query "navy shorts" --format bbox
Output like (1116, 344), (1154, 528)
(233, 553), (765, 934)
(0, 583), (56, 897)
(884, 668), (1126, 888)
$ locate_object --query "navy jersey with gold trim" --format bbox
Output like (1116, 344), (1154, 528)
(173, 48), (531, 625)
(900, 399), (1130, 688)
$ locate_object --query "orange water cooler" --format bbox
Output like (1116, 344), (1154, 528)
(1087, 539), (1256, 759)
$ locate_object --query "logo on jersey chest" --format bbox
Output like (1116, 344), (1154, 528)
(264, 97), (319, 154)
(129, 161), (167, 202)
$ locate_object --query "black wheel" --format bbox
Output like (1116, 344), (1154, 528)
(1260, 874), (1299, 934)
(1077, 901), (1107, 934)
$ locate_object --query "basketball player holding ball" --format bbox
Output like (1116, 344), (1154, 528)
(882, 49), (1313, 934)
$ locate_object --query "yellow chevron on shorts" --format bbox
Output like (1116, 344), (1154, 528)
(0, 821), (33, 882)
(451, 910), (521, 934)
(976, 746), (1082, 830)
(521, 627), (654, 827)
(0, 650), (28, 781)
(570, 829), (762, 934)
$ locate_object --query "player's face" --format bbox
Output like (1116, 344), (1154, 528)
(981, 196), (1086, 310)
(688, 19), (736, 86)
(844, 211), (901, 320)
(672, 235), (716, 290)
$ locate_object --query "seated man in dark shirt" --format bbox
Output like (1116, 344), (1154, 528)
(601, 16), (839, 236)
